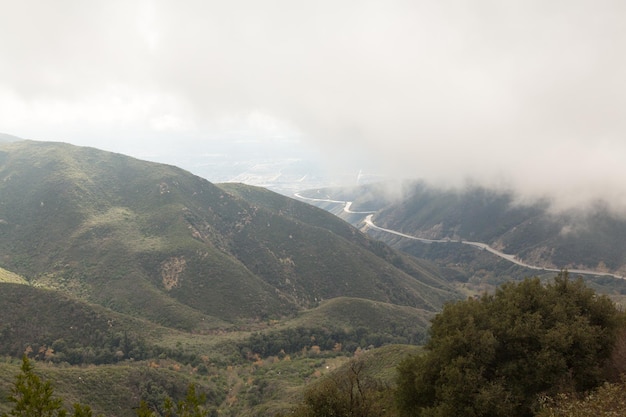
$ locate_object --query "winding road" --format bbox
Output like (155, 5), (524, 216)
(295, 193), (625, 280)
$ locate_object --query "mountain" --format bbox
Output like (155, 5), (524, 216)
(0, 133), (22, 143)
(0, 141), (458, 330)
(0, 282), (161, 363)
(374, 182), (626, 275)
(298, 181), (626, 281)
(0, 141), (463, 416)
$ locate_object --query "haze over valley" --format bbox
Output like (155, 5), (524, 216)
(3, 1), (626, 210)
(2, 1), (626, 416)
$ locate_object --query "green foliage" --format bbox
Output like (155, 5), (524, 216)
(0, 283), (157, 365)
(135, 384), (210, 417)
(239, 317), (427, 360)
(2, 356), (66, 417)
(288, 359), (393, 417)
(69, 404), (93, 417)
(396, 272), (622, 417)
(1, 356), (95, 417)
(0, 140), (458, 328)
(537, 378), (626, 417)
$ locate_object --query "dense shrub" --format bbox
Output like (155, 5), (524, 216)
(396, 272), (623, 417)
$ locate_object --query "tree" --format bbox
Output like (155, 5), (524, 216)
(288, 358), (393, 417)
(396, 272), (623, 417)
(135, 384), (210, 417)
(2, 356), (96, 417)
(2, 356), (68, 417)
(537, 378), (626, 417)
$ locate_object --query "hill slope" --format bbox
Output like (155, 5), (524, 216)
(0, 141), (458, 329)
(300, 181), (626, 277)
(374, 182), (626, 274)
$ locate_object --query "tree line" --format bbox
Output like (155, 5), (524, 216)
(3, 272), (626, 416)
(290, 272), (626, 417)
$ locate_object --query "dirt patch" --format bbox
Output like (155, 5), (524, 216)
(161, 256), (186, 290)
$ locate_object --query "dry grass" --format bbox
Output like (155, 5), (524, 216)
(0, 268), (27, 284)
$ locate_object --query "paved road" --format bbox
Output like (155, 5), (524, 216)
(294, 193), (375, 214)
(364, 215), (624, 279)
(294, 192), (625, 279)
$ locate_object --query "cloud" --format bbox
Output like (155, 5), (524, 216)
(1, 0), (625, 209)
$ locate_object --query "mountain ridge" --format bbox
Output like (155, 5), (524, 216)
(296, 182), (626, 299)
(0, 141), (459, 329)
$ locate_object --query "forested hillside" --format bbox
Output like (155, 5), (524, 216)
(299, 181), (626, 293)
(0, 140), (461, 416)
(372, 182), (626, 274)
(0, 141), (458, 328)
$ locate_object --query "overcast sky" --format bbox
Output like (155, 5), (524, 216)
(1, 1), (625, 209)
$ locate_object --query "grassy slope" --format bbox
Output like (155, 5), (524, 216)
(220, 183), (460, 310)
(0, 141), (459, 328)
(0, 141), (286, 327)
(286, 297), (432, 343)
(0, 268), (26, 284)
(0, 284), (432, 416)
(0, 282), (228, 364)
(0, 358), (224, 417)
(0, 142), (466, 416)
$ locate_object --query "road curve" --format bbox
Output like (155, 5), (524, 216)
(365, 215), (624, 279)
(294, 192), (625, 280)
(294, 193), (376, 214)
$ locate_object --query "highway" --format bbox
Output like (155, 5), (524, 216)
(364, 215), (625, 279)
(295, 192), (624, 280)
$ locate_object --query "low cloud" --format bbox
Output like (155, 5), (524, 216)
(1, 0), (625, 210)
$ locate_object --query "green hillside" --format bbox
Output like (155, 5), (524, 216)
(0, 141), (465, 416)
(286, 297), (433, 345)
(219, 183), (456, 311)
(373, 182), (626, 275)
(0, 282), (152, 363)
(0, 141), (458, 330)
(302, 181), (626, 279)
(0, 287), (429, 416)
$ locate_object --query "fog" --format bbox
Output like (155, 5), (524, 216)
(1, 0), (625, 210)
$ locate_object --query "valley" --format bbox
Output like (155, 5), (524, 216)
(295, 183), (626, 301)
(296, 191), (626, 280)
(0, 140), (454, 416)
(2, 140), (625, 416)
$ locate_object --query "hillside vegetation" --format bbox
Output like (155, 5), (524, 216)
(0, 141), (458, 329)
(375, 182), (626, 275)
(299, 182), (626, 293)
(0, 140), (463, 416)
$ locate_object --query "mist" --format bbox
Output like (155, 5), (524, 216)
(1, 0), (625, 211)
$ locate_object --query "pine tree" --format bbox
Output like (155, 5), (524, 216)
(135, 384), (209, 417)
(3, 356), (67, 417)
(2, 356), (97, 417)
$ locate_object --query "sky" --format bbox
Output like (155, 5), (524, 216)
(1, 0), (625, 209)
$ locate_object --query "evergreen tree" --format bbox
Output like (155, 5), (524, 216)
(2, 356), (67, 417)
(135, 384), (209, 417)
(2, 356), (96, 417)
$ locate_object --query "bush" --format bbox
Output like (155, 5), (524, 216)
(396, 272), (623, 417)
